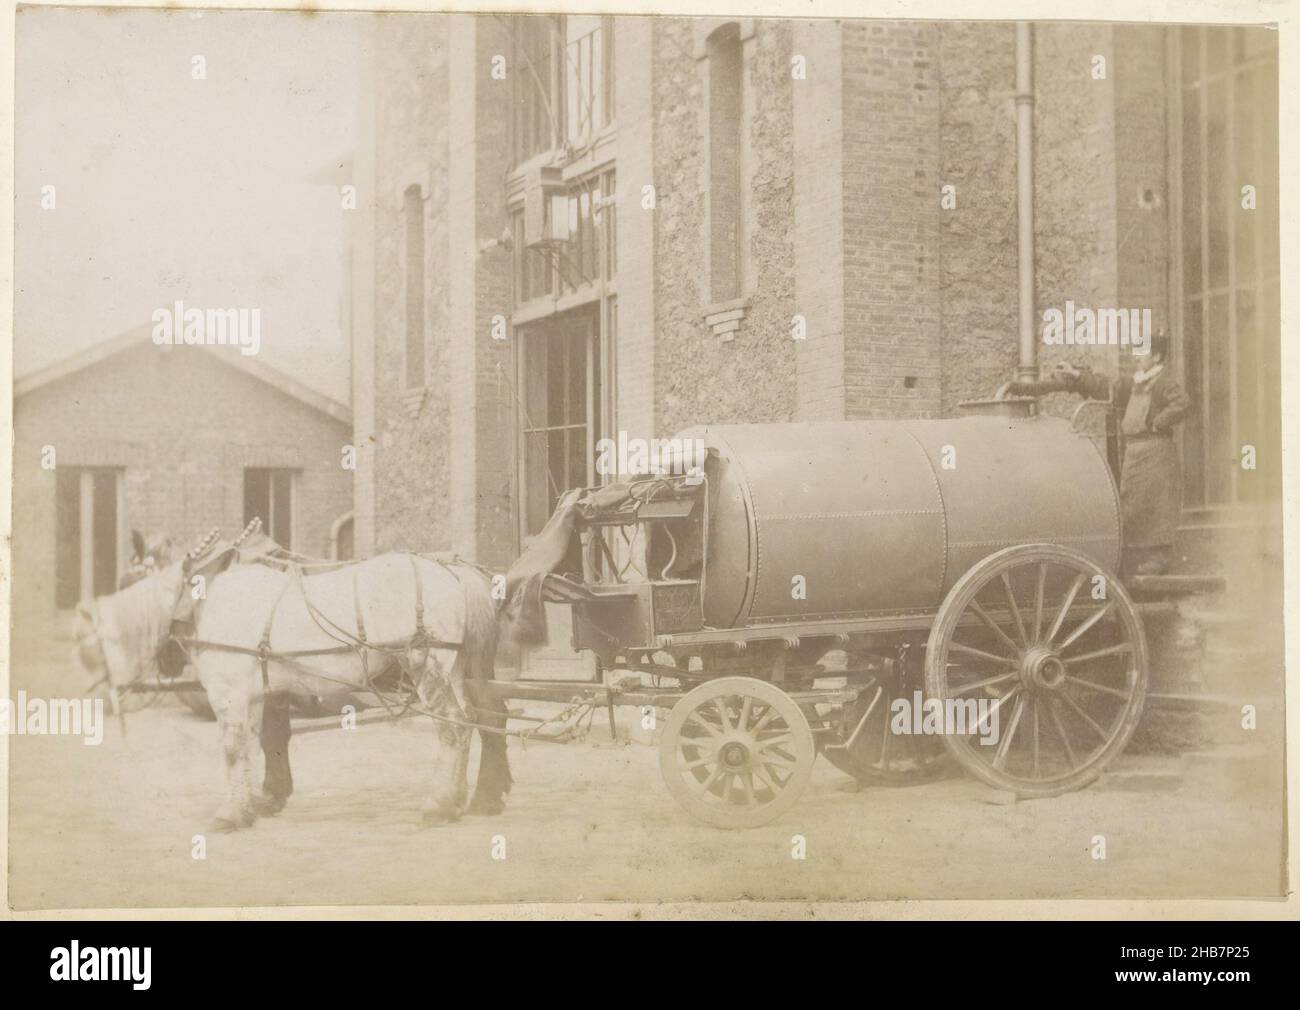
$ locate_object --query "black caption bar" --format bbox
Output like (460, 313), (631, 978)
(0, 919), (1286, 995)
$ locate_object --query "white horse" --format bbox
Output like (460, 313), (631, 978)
(75, 552), (515, 831)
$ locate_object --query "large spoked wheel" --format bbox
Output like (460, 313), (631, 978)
(659, 677), (815, 829)
(925, 544), (1148, 797)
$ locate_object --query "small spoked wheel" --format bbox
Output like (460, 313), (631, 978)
(925, 545), (1148, 797)
(659, 677), (815, 829)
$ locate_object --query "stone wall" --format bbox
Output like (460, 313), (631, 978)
(650, 17), (798, 437)
(369, 14), (453, 554)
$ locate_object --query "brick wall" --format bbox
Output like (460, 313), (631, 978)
(1031, 22), (1172, 424)
(465, 14), (515, 568)
(1113, 25), (1172, 348)
(1034, 22), (1121, 389)
(369, 14), (453, 554)
(841, 21), (943, 420)
(613, 17), (656, 444)
(792, 20), (845, 421)
(12, 342), (352, 657)
(937, 21), (1019, 411)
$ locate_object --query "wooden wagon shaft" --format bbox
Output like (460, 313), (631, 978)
(478, 678), (861, 712)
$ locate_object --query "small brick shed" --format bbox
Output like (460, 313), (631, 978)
(11, 324), (353, 666)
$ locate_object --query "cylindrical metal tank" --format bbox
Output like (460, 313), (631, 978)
(676, 417), (1120, 629)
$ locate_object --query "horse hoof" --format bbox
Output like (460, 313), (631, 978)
(252, 794), (286, 816)
(467, 794), (505, 816)
(419, 808), (460, 828)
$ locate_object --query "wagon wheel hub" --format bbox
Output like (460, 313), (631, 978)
(1021, 646), (1067, 692)
(719, 740), (751, 770)
(659, 677), (816, 829)
(924, 544), (1149, 799)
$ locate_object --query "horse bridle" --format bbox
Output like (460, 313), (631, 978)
(80, 572), (188, 686)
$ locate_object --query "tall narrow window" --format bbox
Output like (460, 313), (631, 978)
(1178, 26), (1279, 505)
(244, 468), (295, 549)
(404, 184), (425, 389)
(707, 24), (744, 304)
(565, 16), (610, 147)
(512, 15), (558, 164)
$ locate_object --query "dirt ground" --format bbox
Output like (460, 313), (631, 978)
(6, 666), (1286, 912)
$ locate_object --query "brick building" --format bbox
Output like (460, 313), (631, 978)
(350, 17), (1281, 675)
(12, 324), (354, 659)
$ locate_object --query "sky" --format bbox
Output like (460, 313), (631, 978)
(14, 8), (361, 405)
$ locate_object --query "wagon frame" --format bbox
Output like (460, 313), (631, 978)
(476, 550), (1220, 830)
(473, 409), (1225, 828)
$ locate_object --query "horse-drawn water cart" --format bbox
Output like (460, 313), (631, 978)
(93, 396), (1223, 830)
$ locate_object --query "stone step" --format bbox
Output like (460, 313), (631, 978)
(1096, 751), (1188, 791)
(1201, 645), (1281, 664)
(1181, 607), (1274, 628)
(1201, 649), (1280, 666)
(1146, 692), (1250, 710)
(1096, 768), (1185, 792)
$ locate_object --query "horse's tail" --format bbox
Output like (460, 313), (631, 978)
(439, 559), (548, 676)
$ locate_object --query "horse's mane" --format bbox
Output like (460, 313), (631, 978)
(97, 563), (183, 683)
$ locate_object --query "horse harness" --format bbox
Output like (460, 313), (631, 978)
(173, 552), (595, 742)
(178, 553), (464, 698)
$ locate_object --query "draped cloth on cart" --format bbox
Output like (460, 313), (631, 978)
(500, 477), (702, 647)
(500, 488), (585, 647)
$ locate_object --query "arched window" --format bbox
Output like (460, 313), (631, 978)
(403, 183), (425, 389)
(707, 23), (744, 303)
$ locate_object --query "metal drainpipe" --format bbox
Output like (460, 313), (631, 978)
(1015, 21), (1037, 382)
